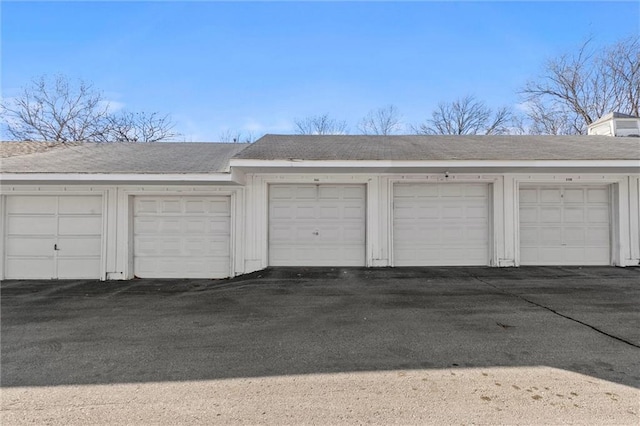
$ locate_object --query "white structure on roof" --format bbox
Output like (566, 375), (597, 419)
(1, 121), (639, 281)
(588, 112), (640, 137)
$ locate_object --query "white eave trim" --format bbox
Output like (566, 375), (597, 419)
(0, 173), (235, 182)
(229, 159), (640, 168)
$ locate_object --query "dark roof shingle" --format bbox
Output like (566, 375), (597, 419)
(1, 142), (250, 174)
(234, 134), (640, 161)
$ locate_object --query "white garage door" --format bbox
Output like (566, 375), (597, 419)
(393, 184), (490, 266)
(519, 186), (610, 265)
(4, 195), (103, 279)
(133, 196), (231, 278)
(269, 184), (366, 266)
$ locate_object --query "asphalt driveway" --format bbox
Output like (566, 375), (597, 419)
(1, 266), (639, 424)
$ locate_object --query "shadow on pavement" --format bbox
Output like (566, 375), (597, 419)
(2, 266), (639, 388)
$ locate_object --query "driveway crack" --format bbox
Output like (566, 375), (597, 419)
(471, 275), (640, 349)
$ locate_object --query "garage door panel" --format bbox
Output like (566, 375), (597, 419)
(564, 208), (585, 223)
(540, 207), (562, 222)
(158, 218), (181, 233)
(541, 189), (562, 203)
(442, 206), (464, 218)
(587, 188), (609, 203)
(7, 216), (57, 235)
(519, 189), (538, 203)
(564, 228), (586, 245)
(208, 217), (231, 236)
(467, 206), (488, 219)
(133, 196), (231, 279)
(184, 199), (206, 213)
(57, 236), (102, 256)
(564, 248), (590, 263)
(295, 206), (316, 219)
(519, 186), (610, 265)
(343, 205), (364, 219)
(319, 206), (339, 219)
(441, 227), (465, 241)
(270, 186), (294, 199)
(185, 219), (209, 233)
(393, 205), (419, 219)
(342, 226), (366, 243)
(7, 196), (57, 214)
(319, 227), (340, 241)
(135, 199), (159, 213)
(393, 184), (490, 266)
(395, 247), (487, 266)
(269, 185), (366, 266)
(58, 196), (102, 214)
(467, 226), (490, 242)
(135, 238), (160, 254)
(6, 237), (55, 256)
(134, 218), (158, 233)
(393, 225), (423, 240)
(4, 195), (103, 279)
(441, 185), (464, 197)
(519, 207), (538, 223)
(520, 228), (539, 245)
(343, 186), (366, 199)
(58, 216), (102, 235)
(58, 258), (101, 279)
(269, 226), (295, 241)
(160, 199), (181, 213)
(318, 186), (341, 199)
(539, 228), (563, 245)
(271, 246), (363, 267)
(563, 189), (585, 203)
(270, 206), (292, 220)
(6, 258), (54, 279)
(538, 247), (563, 263)
(587, 227), (609, 244)
(587, 208), (609, 223)
(295, 186), (317, 199)
(465, 185), (488, 197)
(586, 248), (610, 262)
(208, 199), (230, 213)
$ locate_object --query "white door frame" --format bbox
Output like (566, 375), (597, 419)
(118, 187), (243, 279)
(513, 175), (630, 266)
(246, 174), (377, 271)
(0, 190), (109, 280)
(387, 177), (499, 267)
(267, 183), (368, 267)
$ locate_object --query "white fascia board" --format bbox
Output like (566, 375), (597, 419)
(229, 159), (640, 169)
(0, 173), (235, 183)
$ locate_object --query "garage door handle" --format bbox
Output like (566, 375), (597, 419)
(54, 244), (59, 251)
(312, 231), (319, 235)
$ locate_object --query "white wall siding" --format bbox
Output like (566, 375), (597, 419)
(1, 171), (638, 280)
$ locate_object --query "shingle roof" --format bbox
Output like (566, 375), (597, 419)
(233, 134), (640, 161)
(1, 142), (250, 174)
(0, 141), (83, 158)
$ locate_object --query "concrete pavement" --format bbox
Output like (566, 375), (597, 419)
(2, 266), (639, 424)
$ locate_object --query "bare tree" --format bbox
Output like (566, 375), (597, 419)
(294, 113), (349, 135)
(1, 74), (179, 142)
(218, 130), (256, 143)
(1, 75), (111, 141)
(106, 111), (179, 142)
(413, 95), (511, 135)
(516, 99), (580, 135)
(358, 105), (403, 135)
(520, 35), (639, 134)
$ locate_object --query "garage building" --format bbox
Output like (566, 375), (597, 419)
(2, 113), (639, 280)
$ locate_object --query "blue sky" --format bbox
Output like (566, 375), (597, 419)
(2, 1), (639, 141)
